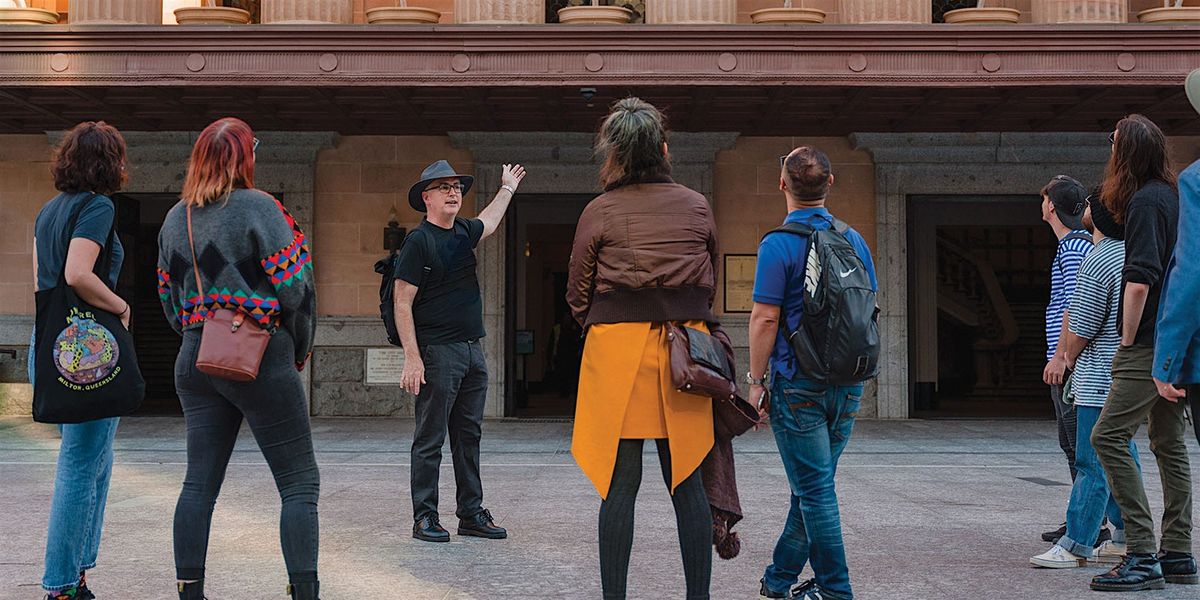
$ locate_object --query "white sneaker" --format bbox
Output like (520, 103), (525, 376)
(1031, 544), (1088, 568)
(1093, 540), (1127, 564)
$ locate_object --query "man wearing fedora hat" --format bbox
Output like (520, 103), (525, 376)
(393, 160), (526, 543)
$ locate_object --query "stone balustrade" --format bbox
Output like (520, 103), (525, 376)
(840, 0), (931, 24)
(1031, 0), (1128, 23)
(70, 0), (162, 24)
(263, 0), (353, 24)
(454, 0), (542, 24)
(646, 0), (736, 24)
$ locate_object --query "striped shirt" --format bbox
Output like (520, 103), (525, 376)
(1066, 237), (1125, 408)
(1046, 231), (1094, 360)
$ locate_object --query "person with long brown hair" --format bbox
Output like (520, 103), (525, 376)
(156, 118), (320, 600)
(1089, 114), (1194, 592)
(568, 97), (717, 599)
(32, 121), (131, 600)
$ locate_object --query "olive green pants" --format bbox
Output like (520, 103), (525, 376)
(1092, 344), (1193, 554)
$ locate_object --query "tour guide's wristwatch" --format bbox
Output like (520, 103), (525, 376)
(745, 372), (767, 386)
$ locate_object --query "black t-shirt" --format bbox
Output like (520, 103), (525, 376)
(394, 217), (486, 347)
(1118, 180), (1179, 347)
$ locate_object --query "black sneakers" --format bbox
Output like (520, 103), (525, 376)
(1159, 551), (1199, 585)
(760, 577), (787, 598)
(787, 579), (828, 600)
(413, 514), (451, 543)
(287, 581), (320, 600)
(458, 509), (507, 539)
(1041, 523), (1067, 543)
(1090, 553), (1166, 591)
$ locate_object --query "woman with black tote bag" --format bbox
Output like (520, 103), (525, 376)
(30, 121), (140, 600)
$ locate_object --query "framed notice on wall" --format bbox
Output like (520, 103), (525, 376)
(723, 254), (757, 313)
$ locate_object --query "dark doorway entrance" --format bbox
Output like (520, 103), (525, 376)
(112, 193), (183, 415)
(505, 194), (593, 418)
(909, 196), (1059, 418)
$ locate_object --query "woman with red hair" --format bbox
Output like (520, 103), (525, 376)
(156, 118), (321, 600)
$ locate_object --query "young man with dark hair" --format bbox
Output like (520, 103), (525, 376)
(1039, 174), (1095, 544)
(750, 146), (876, 600)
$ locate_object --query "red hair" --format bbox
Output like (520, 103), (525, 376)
(182, 117), (256, 207)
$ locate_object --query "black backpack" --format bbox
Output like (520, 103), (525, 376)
(375, 230), (437, 347)
(766, 219), (880, 384)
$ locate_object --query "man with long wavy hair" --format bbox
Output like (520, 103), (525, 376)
(1089, 113), (1193, 592)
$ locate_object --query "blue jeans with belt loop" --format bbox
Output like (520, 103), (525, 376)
(31, 330), (120, 594)
(762, 376), (863, 600)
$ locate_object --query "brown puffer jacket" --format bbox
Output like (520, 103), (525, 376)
(567, 175), (718, 328)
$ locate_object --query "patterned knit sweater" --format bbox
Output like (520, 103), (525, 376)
(156, 188), (316, 366)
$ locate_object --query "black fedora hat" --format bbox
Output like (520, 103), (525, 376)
(408, 160), (474, 213)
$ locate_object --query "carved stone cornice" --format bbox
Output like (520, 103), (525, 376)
(0, 25), (1196, 87)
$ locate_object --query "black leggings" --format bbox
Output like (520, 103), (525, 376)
(599, 439), (711, 600)
(172, 330), (320, 585)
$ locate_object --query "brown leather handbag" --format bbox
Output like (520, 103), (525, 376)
(187, 207), (270, 382)
(667, 322), (738, 400)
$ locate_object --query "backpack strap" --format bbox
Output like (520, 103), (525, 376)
(1062, 231), (1093, 246)
(763, 221), (816, 241)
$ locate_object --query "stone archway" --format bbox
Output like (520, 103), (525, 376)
(852, 132), (1112, 419)
(450, 131), (738, 416)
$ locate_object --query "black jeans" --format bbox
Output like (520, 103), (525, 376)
(1050, 383), (1078, 482)
(411, 340), (488, 521)
(173, 330), (320, 585)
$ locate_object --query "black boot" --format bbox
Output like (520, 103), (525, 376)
(1159, 551), (1199, 585)
(1090, 553), (1165, 591)
(177, 580), (206, 600)
(288, 581), (320, 600)
(1041, 522), (1067, 543)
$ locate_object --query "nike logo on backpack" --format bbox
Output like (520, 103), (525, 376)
(839, 267), (857, 278)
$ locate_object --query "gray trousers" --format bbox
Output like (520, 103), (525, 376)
(1051, 383), (1078, 482)
(411, 339), (488, 522)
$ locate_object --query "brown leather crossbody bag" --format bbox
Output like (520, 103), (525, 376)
(187, 206), (271, 382)
(666, 322), (738, 401)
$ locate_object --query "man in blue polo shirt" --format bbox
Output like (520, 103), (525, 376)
(749, 146), (876, 600)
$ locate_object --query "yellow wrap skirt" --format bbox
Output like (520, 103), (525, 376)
(571, 320), (715, 499)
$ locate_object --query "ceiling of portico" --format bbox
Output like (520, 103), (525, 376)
(0, 84), (1195, 136)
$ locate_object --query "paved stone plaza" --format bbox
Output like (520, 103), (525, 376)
(1, 417), (1197, 600)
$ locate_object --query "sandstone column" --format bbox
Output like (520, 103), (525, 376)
(262, 0), (353, 24)
(1031, 0), (1127, 23)
(454, 0), (543, 24)
(646, 0), (736, 24)
(70, 0), (163, 24)
(839, 0), (931, 23)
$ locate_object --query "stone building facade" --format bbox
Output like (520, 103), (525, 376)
(0, 0), (1197, 419)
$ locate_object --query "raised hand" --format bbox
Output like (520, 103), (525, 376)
(501, 164), (527, 191)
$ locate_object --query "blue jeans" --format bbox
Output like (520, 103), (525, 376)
(762, 377), (862, 600)
(32, 330), (120, 593)
(1060, 404), (1138, 557)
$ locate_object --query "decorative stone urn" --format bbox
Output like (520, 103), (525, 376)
(71, 0), (163, 24)
(1031, 0), (1127, 23)
(366, 1), (441, 24)
(646, 0), (736, 24)
(454, 0), (543, 24)
(262, 0), (352, 24)
(0, 0), (59, 24)
(751, 1), (826, 24)
(943, 2), (1021, 24)
(1138, 0), (1200, 23)
(839, 0), (931, 24)
(558, 0), (633, 24)
(175, 0), (251, 24)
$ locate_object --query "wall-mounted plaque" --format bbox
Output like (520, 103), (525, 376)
(365, 348), (404, 385)
(723, 254), (757, 313)
(515, 330), (535, 356)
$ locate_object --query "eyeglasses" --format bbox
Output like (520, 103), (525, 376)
(425, 182), (464, 195)
(252, 138), (260, 153)
(779, 155), (789, 168)
(1108, 131), (1116, 145)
